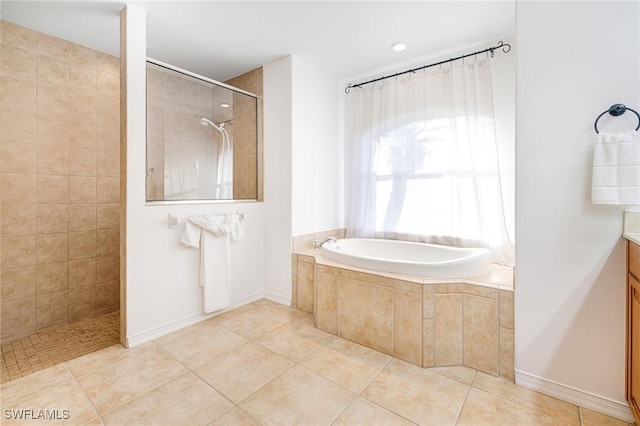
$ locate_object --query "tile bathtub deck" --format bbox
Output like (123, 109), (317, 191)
(0, 299), (633, 426)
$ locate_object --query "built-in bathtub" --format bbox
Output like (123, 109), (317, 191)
(321, 238), (492, 278)
(291, 235), (514, 381)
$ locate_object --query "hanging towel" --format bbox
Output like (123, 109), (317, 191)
(592, 131), (640, 205)
(179, 215), (231, 313)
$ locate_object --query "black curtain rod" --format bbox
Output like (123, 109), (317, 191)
(345, 41), (512, 94)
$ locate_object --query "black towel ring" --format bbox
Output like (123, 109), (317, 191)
(594, 104), (640, 133)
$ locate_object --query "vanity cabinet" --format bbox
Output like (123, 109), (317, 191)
(628, 240), (640, 424)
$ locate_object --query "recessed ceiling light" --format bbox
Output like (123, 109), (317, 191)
(391, 42), (406, 52)
(220, 103), (230, 108)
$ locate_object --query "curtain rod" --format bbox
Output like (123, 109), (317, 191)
(345, 41), (512, 94)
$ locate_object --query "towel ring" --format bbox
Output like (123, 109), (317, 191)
(594, 104), (640, 133)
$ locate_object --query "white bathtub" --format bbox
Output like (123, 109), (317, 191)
(320, 238), (492, 278)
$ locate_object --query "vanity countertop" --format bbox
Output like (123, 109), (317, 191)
(624, 233), (640, 246)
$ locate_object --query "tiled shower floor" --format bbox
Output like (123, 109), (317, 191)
(1, 312), (120, 383)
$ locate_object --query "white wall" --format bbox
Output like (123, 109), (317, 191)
(515, 1), (639, 420)
(291, 55), (341, 236)
(263, 56), (293, 304)
(122, 6), (264, 346)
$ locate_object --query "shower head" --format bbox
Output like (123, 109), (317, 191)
(200, 117), (222, 132)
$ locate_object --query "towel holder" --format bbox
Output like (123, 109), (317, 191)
(594, 104), (640, 133)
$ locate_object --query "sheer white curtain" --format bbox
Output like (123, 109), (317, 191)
(345, 58), (514, 265)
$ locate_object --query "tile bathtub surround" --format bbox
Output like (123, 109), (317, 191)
(0, 299), (632, 426)
(0, 20), (121, 342)
(312, 260), (516, 381)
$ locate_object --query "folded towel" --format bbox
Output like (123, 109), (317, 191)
(592, 131), (640, 205)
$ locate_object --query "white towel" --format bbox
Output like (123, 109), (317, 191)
(179, 215), (233, 313)
(592, 131), (640, 205)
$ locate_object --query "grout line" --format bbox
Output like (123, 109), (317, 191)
(454, 379), (474, 425)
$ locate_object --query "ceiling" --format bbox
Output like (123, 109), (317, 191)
(0, 1), (515, 82)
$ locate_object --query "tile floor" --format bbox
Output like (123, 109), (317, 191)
(0, 299), (634, 426)
(1, 312), (120, 383)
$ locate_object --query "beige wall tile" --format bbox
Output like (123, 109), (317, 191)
(37, 143), (69, 175)
(68, 258), (96, 288)
(499, 327), (515, 382)
(434, 294), (463, 366)
(69, 204), (96, 231)
(96, 176), (119, 202)
(69, 119), (96, 149)
(463, 294), (498, 375)
(1, 204), (36, 236)
(69, 65), (96, 95)
(297, 260), (314, 313)
(96, 203), (119, 229)
(36, 204), (68, 234)
(97, 120), (120, 148)
(435, 283), (463, 294)
(69, 230), (97, 260)
(2, 173), (36, 204)
(1, 266), (36, 300)
(393, 290), (423, 366)
(36, 175), (68, 204)
(37, 55), (69, 87)
(463, 283), (498, 299)
(1, 141), (36, 173)
(96, 280), (120, 309)
(36, 232), (68, 264)
(69, 145), (97, 176)
(68, 43), (97, 68)
(96, 254), (119, 283)
(36, 289), (68, 325)
(315, 271), (338, 334)
(423, 319), (435, 367)
(97, 229), (119, 255)
(69, 176), (97, 203)
(1, 76), (37, 111)
(1, 236), (37, 268)
(499, 290), (514, 330)
(97, 52), (119, 75)
(36, 32), (70, 61)
(36, 114), (68, 146)
(0, 44), (36, 81)
(36, 261), (68, 294)
(1, 297), (36, 335)
(1, 108), (37, 142)
(338, 268), (394, 288)
(97, 146), (120, 177)
(70, 94), (97, 122)
(423, 284), (435, 319)
(394, 279), (422, 294)
(338, 278), (393, 354)
(68, 284), (96, 317)
(1, 20), (37, 51)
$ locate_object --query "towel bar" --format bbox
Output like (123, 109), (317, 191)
(168, 211), (245, 229)
(594, 104), (640, 133)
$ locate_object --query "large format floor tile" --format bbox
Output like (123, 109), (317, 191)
(72, 342), (188, 415)
(0, 299), (633, 426)
(240, 366), (356, 425)
(195, 342), (294, 403)
(362, 359), (469, 425)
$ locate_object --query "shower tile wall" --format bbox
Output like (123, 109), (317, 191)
(0, 21), (121, 343)
(225, 68), (263, 201)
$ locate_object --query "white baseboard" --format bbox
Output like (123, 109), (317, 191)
(515, 370), (635, 423)
(126, 291), (264, 347)
(263, 290), (291, 307)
